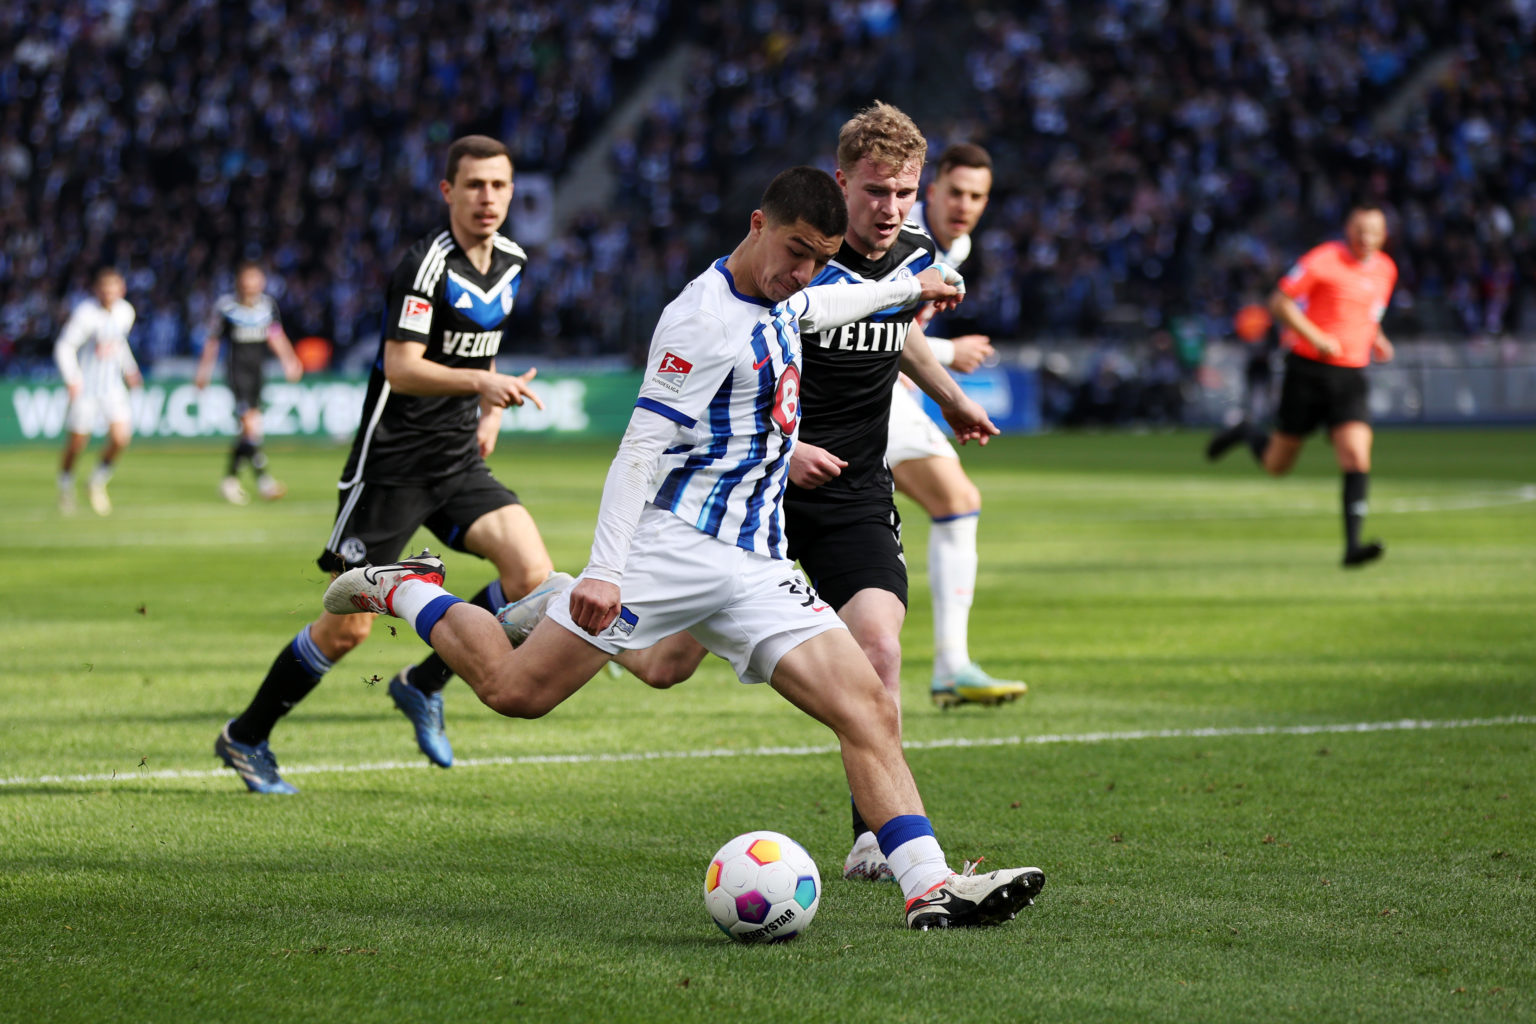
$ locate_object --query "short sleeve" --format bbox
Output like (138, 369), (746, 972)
(385, 255), (435, 344)
(1277, 247), (1323, 300)
(203, 297), (229, 339)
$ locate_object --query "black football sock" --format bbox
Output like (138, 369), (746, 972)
(851, 797), (871, 841)
(229, 439), (257, 477)
(410, 579), (507, 695)
(1343, 471), (1369, 552)
(1205, 421), (1248, 461)
(228, 627), (333, 745)
(1246, 427), (1270, 462)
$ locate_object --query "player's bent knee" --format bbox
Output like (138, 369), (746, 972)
(504, 565), (556, 602)
(859, 634), (902, 683)
(635, 664), (686, 689)
(481, 679), (559, 719)
(311, 614), (373, 659)
(838, 685), (901, 748)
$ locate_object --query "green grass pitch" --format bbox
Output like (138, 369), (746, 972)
(2, 428), (1533, 1023)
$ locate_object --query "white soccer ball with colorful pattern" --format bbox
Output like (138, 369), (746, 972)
(704, 831), (821, 942)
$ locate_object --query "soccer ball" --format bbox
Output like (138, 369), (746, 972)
(704, 831), (821, 943)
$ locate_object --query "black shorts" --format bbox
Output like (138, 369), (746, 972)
(229, 364), (264, 416)
(785, 498), (906, 610)
(318, 462), (520, 573)
(1275, 352), (1370, 437)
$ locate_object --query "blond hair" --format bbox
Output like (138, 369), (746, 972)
(836, 101), (927, 176)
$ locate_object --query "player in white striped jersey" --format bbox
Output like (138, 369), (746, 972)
(891, 143), (1027, 708)
(323, 167), (1046, 930)
(53, 267), (140, 516)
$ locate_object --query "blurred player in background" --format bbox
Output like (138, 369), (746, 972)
(214, 136), (558, 793)
(897, 142), (1027, 708)
(53, 267), (140, 516)
(783, 104), (1002, 883)
(1206, 202), (1397, 567)
(322, 166), (1045, 930)
(195, 261), (304, 504)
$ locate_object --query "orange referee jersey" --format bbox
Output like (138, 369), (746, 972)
(1276, 240), (1397, 368)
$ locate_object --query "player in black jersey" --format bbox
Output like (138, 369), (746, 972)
(195, 262), (304, 504)
(783, 103), (1000, 881)
(214, 136), (557, 793)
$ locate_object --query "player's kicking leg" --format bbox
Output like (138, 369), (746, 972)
(769, 628), (1045, 928)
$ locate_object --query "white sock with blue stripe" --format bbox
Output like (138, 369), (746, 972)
(877, 814), (951, 901)
(388, 580), (464, 645)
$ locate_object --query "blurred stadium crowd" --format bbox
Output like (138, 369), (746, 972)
(2, 0), (1532, 387)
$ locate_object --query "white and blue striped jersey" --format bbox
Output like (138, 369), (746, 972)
(634, 258), (806, 558)
(54, 297), (138, 396)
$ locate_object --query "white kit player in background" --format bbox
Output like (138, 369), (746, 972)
(321, 167), (1046, 930)
(894, 143), (1027, 708)
(54, 267), (141, 516)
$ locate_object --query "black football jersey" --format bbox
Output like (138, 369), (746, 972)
(206, 293), (283, 378)
(339, 229), (527, 485)
(788, 228), (938, 503)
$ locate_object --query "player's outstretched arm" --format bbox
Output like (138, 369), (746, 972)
(794, 269), (955, 334)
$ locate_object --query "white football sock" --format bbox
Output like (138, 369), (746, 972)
(388, 578), (449, 625)
(886, 835), (951, 901)
(929, 513), (979, 679)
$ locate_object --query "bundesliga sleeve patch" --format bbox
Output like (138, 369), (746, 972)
(399, 296), (433, 334)
(653, 351), (694, 393)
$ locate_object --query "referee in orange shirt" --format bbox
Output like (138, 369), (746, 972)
(1207, 202), (1397, 567)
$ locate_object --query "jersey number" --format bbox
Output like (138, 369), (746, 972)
(771, 364), (802, 435)
(777, 575), (827, 612)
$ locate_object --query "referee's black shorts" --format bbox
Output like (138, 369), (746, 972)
(786, 497), (907, 610)
(318, 462), (520, 573)
(1275, 352), (1371, 437)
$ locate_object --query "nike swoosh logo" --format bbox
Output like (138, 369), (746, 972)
(753, 355), (771, 370)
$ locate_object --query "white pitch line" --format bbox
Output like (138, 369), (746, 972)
(1048, 484), (1536, 523)
(2, 715), (1532, 789)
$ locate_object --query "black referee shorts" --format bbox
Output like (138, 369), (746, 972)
(318, 462), (520, 573)
(785, 497), (907, 610)
(1275, 352), (1371, 437)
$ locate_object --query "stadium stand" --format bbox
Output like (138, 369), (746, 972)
(1, 0), (1531, 385)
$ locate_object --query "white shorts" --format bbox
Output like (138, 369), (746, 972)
(66, 387), (132, 435)
(548, 505), (845, 684)
(886, 380), (956, 466)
